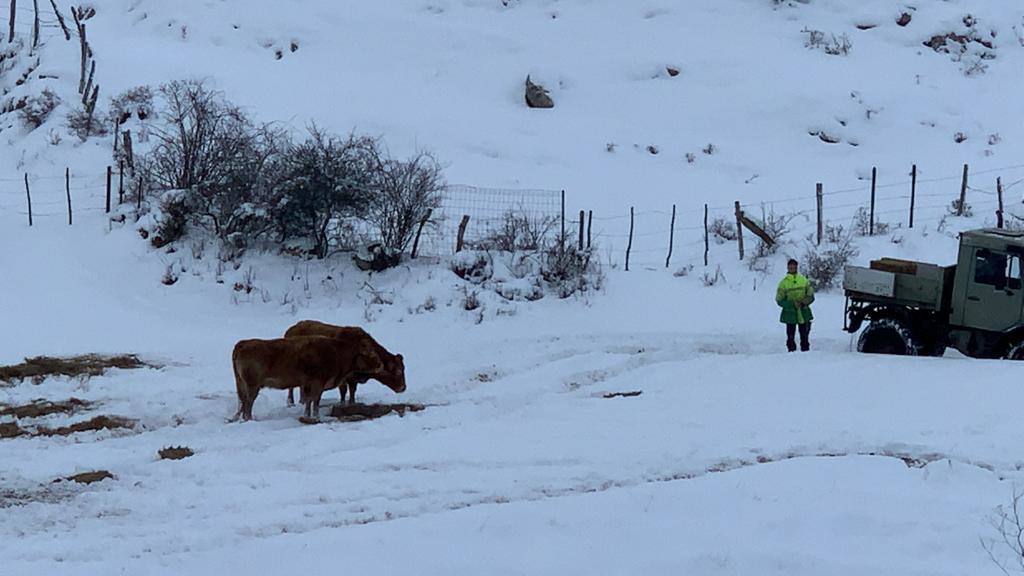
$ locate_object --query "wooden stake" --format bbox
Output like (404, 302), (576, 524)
(24, 173), (32, 226)
(65, 167), (71, 225)
(410, 208), (432, 259)
(136, 177), (142, 212)
(958, 163), (969, 216)
(815, 183), (823, 246)
(105, 165), (111, 214)
(665, 204), (676, 268)
(83, 60), (96, 105)
(909, 164), (917, 229)
(559, 190), (565, 258)
(997, 177), (1005, 229)
(625, 207), (634, 272)
(49, 0), (70, 41)
(31, 0), (39, 51)
(869, 167), (877, 236)
(734, 201), (744, 261)
(578, 210), (584, 251)
(703, 204), (709, 267)
(8, 0), (16, 43)
(586, 210), (593, 249)
(73, 8), (87, 94)
(455, 214), (470, 253)
(118, 161), (124, 204)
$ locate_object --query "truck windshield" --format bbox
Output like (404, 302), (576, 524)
(975, 249), (1022, 290)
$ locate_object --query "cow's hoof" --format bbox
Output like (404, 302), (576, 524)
(298, 416), (321, 425)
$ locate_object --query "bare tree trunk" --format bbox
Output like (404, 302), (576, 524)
(73, 8), (87, 93)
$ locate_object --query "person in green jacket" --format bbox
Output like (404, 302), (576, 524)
(776, 258), (815, 352)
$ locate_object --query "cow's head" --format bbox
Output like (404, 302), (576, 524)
(354, 348), (406, 394)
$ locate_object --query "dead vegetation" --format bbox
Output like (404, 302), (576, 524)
(603, 391), (643, 399)
(57, 470), (115, 485)
(0, 415), (135, 438)
(329, 402), (426, 422)
(0, 398), (92, 419)
(158, 446), (194, 460)
(0, 354), (152, 384)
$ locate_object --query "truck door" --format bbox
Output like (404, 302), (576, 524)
(963, 248), (1024, 332)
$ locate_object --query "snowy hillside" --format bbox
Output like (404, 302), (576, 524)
(4, 1), (1024, 574)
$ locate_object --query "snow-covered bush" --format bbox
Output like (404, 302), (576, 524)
(803, 28), (852, 56)
(853, 207), (889, 236)
(109, 85), (154, 125)
(473, 210), (557, 252)
(801, 233), (858, 290)
(709, 216), (737, 243)
(18, 89), (60, 129)
(66, 106), (107, 141)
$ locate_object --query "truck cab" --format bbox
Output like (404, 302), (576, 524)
(844, 228), (1024, 359)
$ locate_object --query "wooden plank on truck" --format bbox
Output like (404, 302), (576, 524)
(870, 258), (918, 275)
(845, 266), (896, 297)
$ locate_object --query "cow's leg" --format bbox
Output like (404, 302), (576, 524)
(287, 387), (295, 407)
(347, 381), (357, 405)
(242, 387), (259, 421)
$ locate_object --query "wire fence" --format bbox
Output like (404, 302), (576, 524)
(4, 161), (1024, 273)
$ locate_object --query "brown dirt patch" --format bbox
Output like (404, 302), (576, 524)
(57, 470), (115, 485)
(37, 415), (135, 437)
(603, 391), (642, 399)
(329, 403), (426, 422)
(0, 354), (153, 384)
(0, 398), (92, 419)
(158, 446), (194, 460)
(0, 422), (26, 438)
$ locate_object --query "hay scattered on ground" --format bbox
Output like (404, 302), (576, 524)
(329, 403), (426, 422)
(37, 416), (135, 437)
(158, 446), (194, 460)
(57, 471), (115, 485)
(0, 354), (153, 384)
(0, 398), (92, 419)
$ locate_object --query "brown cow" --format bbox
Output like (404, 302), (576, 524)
(283, 320), (401, 406)
(232, 335), (406, 422)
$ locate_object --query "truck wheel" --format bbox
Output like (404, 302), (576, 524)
(857, 319), (920, 356)
(1005, 341), (1024, 360)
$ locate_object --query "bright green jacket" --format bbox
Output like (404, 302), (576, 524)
(776, 273), (815, 324)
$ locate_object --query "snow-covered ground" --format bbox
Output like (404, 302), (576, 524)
(4, 0), (1024, 573)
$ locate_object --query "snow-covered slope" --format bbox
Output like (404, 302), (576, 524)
(4, 1), (1024, 574)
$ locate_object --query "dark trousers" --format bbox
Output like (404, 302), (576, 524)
(786, 323), (811, 352)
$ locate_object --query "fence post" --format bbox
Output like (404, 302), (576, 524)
(734, 201), (744, 260)
(909, 164), (917, 229)
(410, 208), (432, 259)
(869, 167), (877, 236)
(24, 173), (32, 226)
(105, 165), (112, 214)
(31, 0), (39, 51)
(665, 204), (676, 268)
(560, 189), (565, 258)
(625, 207), (634, 272)
(703, 203), (709, 267)
(586, 210), (592, 249)
(958, 164), (969, 216)
(815, 183), (823, 246)
(65, 167), (72, 225)
(136, 176), (142, 213)
(578, 209), (584, 251)
(118, 161), (124, 204)
(8, 0), (15, 43)
(455, 214), (470, 253)
(997, 177), (1005, 229)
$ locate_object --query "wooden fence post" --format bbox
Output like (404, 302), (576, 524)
(24, 173), (32, 226)
(909, 164), (917, 229)
(136, 176), (142, 212)
(578, 209), (584, 251)
(8, 0), (16, 43)
(997, 177), (1005, 229)
(625, 207), (634, 271)
(869, 167), (877, 236)
(815, 183), (823, 246)
(586, 210), (592, 249)
(65, 167), (72, 225)
(734, 201), (744, 260)
(31, 0), (39, 51)
(559, 189), (565, 257)
(49, 0), (71, 41)
(703, 204), (709, 267)
(410, 208), (432, 259)
(455, 214), (470, 253)
(118, 161), (124, 204)
(105, 165), (112, 213)
(665, 204), (676, 268)
(958, 163), (969, 216)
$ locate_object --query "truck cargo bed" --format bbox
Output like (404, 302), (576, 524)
(844, 262), (955, 310)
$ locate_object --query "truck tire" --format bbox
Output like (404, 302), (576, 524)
(857, 319), (920, 356)
(1005, 341), (1024, 360)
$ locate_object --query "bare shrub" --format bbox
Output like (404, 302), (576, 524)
(853, 207), (889, 236)
(66, 106), (108, 141)
(710, 216), (737, 243)
(542, 242), (603, 299)
(109, 85), (154, 125)
(363, 149), (445, 258)
(801, 234), (859, 290)
(754, 208), (796, 257)
(803, 28), (852, 55)
(474, 210), (556, 252)
(982, 488), (1024, 575)
(701, 265), (725, 287)
(19, 89), (60, 129)
(949, 199), (974, 217)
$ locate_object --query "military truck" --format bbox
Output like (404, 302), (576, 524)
(843, 228), (1024, 359)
